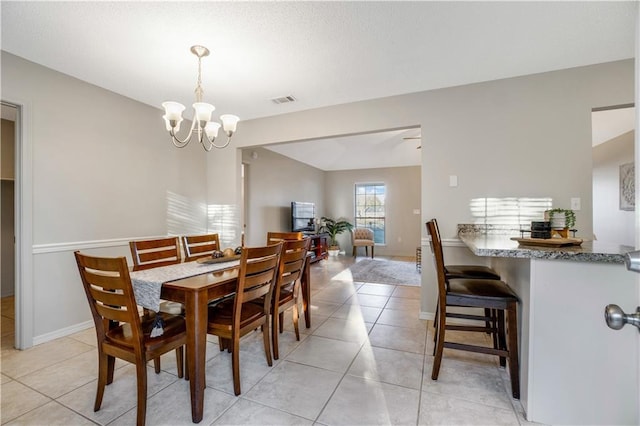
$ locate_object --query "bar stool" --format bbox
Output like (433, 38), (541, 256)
(428, 219), (502, 349)
(426, 220), (520, 399)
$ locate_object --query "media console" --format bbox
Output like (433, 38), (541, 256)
(305, 233), (329, 263)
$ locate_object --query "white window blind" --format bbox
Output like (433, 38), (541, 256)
(470, 197), (552, 226)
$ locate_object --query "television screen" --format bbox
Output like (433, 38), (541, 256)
(291, 201), (316, 232)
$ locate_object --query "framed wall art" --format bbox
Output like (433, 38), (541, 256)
(620, 162), (635, 211)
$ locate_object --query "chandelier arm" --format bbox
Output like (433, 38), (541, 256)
(201, 132), (232, 149)
(169, 119), (198, 147)
(211, 136), (232, 149)
(200, 138), (214, 152)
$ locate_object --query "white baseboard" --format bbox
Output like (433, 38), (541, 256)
(420, 311), (435, 320)
(33, 320), (94, 346)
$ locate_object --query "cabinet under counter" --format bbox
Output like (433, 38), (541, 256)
(454, 231), (638, 425)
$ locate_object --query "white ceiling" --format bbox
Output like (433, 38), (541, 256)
(1, 1), (637, 170)
(592, 106), (636, 147)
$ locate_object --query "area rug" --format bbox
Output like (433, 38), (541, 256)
(336, 259), (421, 286)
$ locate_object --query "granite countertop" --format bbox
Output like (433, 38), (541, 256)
(457, 225), (633, 264)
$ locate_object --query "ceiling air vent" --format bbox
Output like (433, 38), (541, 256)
(271, 95), (296, 104)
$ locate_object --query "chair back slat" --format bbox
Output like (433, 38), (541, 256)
(88, 286), (127, 306)
(182, 234), (221, 262)
(94, 304), (132, 324)
(129, 237), (181, 271)
(266, 231), (303, 244)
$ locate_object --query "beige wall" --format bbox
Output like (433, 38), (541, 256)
(2, 52), (209, 342)
(241, 147), (325, 246)
(241, 147), (421, 256)
(593, 130), (635, 246)
(324, 166), (421, 256)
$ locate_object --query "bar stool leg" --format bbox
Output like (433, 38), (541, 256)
(431, 304), (446, 380)
(506, 301), (520, 399)
(497, 309), (506, 367)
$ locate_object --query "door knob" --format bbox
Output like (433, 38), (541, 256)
(604, 304), (640, 331)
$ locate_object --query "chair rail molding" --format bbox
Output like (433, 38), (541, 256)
(32, 236), (171, 254)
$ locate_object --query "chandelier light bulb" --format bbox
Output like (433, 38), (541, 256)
(204, 121), (221, 139)
(220, 114), (240, 135)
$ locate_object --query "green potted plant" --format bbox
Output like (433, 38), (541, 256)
(319, 216), (353, 255)
(545, 208), (576, 237)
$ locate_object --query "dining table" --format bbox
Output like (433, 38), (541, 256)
(130, 256), (311, 423)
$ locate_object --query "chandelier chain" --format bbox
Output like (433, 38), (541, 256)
(195, 55), (204, 103)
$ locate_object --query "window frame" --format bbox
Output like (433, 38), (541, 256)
(354, 182), (386, 245)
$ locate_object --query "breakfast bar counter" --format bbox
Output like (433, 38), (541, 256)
(454, 228), (638, 425)
(458, 232), (631, 263)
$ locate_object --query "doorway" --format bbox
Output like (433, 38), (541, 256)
(1, 103), (17, 349)
(592, 104), (636, 246)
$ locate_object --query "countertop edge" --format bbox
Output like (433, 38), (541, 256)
(459, 234), (629, 264)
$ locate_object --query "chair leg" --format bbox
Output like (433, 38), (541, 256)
(292, 302), (300, 341)
(497, 309), (507, 367)
(135, 360), (148, 426)
(106, 354), (116, 385)
(95, 352), (109, 412)
(484, 308), (492, 334)
(232, 335), (241, 396)
(353, 246), (357, 257)
(153, 357), (161, 374)
(262, 323), (273, 367)
(184, 346), (189, 381)
(175, 347), (184, 378)
(371, 246), (374, 259)
(272, 310), (280, 361)
(431, 303), (447, 380)
(279, 312), (284, 333)
(507, 302), (520, 399)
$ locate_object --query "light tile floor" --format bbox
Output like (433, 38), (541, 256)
(1, 256), (538, 425)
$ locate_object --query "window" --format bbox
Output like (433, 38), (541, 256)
(355, 183), (385, 244)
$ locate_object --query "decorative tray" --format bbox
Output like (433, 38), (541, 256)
(196, 254), (241, 264)
(510, 237), (583, 247)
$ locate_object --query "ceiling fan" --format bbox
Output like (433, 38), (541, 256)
(403, 134), (422, 149)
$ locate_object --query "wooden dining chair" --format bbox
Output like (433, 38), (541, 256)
(426, 220), (520, 399)
(266, 231), (304, 244)
(129, 236), (183, 373)
(207, 242), (283, 395)
(74, 251), (187, 426)
(269, 238), (311, 360)
(181, 233), (221, 262)
(129, 237), (182, 271)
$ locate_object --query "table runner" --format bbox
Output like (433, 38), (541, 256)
(130, 259), (240, 312)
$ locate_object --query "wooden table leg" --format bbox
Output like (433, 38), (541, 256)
(185, 289), (208, 423)
(301, 259), (311, 328)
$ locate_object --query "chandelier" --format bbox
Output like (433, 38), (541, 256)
(162, 45), (239, 151)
